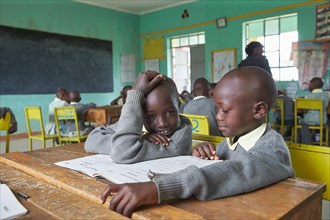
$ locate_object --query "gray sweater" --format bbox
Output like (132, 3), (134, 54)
(183, 97), (221, 136)
(84, 90), (192, 164)
(152, 125), (294, 202)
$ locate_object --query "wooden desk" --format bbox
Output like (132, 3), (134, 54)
(0, 144), (326, 219)
(85, 105), (122, 124)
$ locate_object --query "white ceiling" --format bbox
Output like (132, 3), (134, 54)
(74, 0), (197, 15)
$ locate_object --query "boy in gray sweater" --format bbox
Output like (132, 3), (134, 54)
(183, 77), (221, 136)
(84, 71), (192, 163)
(100, 67), (295, 217)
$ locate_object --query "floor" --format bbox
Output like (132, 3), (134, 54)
(0, 137), (329, 219)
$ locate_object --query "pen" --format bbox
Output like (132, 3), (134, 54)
(17, 191), (30, 200)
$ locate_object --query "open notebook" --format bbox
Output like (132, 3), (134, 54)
(0, 184), (28, 220)
(55, 154), (222, 183)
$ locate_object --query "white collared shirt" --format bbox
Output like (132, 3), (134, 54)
(193, 96), (207, 100)
(226, 123), (267, 151)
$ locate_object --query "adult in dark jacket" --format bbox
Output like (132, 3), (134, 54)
(238, 41), (272, 75)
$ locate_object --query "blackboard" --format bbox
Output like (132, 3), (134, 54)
(0, 25), (113, 94)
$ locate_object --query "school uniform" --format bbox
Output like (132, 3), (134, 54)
(299, 88), (330, 143)
(238, 55), (272, 75)
(0, 107), (16, 124)
(85, 90), (192, 163)
(64, 102), (96, 135)
(151, 123), (294, 202)
(45, 98), (68, 134)
(183, 96), (222, 136)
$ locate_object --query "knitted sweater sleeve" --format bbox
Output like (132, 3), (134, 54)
(153, 129), (294, 202)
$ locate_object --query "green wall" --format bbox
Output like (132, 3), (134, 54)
(0, 0), (140, 133)
(0, 0), (329, 133)
(140, 1), (328, 82)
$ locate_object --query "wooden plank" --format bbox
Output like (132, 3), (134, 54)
(0, 150), (204, 220)
(172, 178), (325, 219)
(0, 164), (128, 219)
(1, 144), (325, 220)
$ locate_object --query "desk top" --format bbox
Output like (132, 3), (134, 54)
(0, 144), (326, 219)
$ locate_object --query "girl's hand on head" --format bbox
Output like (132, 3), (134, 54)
(101, 182), (158, 218)
(133, 71), (165, 95)
(145, 133), (171, 147)
(193, 142), (219, 160)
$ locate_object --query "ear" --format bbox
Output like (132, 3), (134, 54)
(254, 101), (268, 119)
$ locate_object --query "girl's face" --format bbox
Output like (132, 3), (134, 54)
(143, 85), (180, 138)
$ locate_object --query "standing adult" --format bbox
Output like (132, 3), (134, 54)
(238, 41), (272, 75)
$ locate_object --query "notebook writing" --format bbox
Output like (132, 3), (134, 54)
(55, 154), (222, 183)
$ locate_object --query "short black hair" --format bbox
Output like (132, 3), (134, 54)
(245, 41), (263, 56)
(158, 76), (180, 106)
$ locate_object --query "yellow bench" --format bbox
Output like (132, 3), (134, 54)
(181, 113), (210, 135)
(287, 142), (330, 200)
(192, 133), (224, 150)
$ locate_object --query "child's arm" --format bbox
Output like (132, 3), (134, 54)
(111, 95), (122, 105)
(142, 133), (171, 147)
(101, 182), (158, 217)
(193, 142), (220, 160)
(133, 71), (164, 95)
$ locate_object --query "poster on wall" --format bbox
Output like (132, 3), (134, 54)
(315, 3), (330, 41)
(290, 42), (329, 89)
(120, 54), (135, 83)
(144, 59), (159, 72)
(212, 48), (236, 83)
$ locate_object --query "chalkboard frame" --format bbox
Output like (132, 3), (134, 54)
(0, 25), (113, 94)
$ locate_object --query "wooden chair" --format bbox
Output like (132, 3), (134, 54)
(54, 106), (89, 145)
(0, 112), (12, 153)
(294, 98), (329, 146)
(181, 113), (210, 135)
(271, 98), (294, 141)
(25, 106), (57, 151)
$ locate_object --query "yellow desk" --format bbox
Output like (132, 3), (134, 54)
(0, 144), (326, 219)
(288, 142), (330, 200)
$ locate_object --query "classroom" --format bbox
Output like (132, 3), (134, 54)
(0, 0), (330, 219)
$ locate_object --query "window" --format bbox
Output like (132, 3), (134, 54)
(243, 14), (298, 81)
(170, 32), (205, 93)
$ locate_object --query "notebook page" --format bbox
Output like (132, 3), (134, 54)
(0, 184), (28, 220)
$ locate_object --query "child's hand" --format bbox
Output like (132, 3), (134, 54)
(193, 141), (219, 160)
(101, 182), (158, 217)
(145, 133), (171, 147)
(133, 71), (165, 95)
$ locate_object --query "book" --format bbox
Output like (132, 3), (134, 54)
(55, 154), (222, 184)
(0, 184), (28, 220)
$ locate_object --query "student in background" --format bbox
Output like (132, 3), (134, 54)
(45, 88), (70, 135)
(64, 90), (96, 135)
(110, 85), (132, 105)
(238, 41), (272, 75)
(85, 71), (192, 163)
(100, 67), (294, 217)
(0, 107), (17, 133)
(299, 77), (330, 144)
(275, 89), (294, 138)
(208, 82), (217, 98)
(179, 90), (192, 113)
(183, 78), (221, 136)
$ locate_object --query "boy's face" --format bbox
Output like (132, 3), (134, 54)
(213, 80), (257, 138)
(143, 85), (180, 137)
